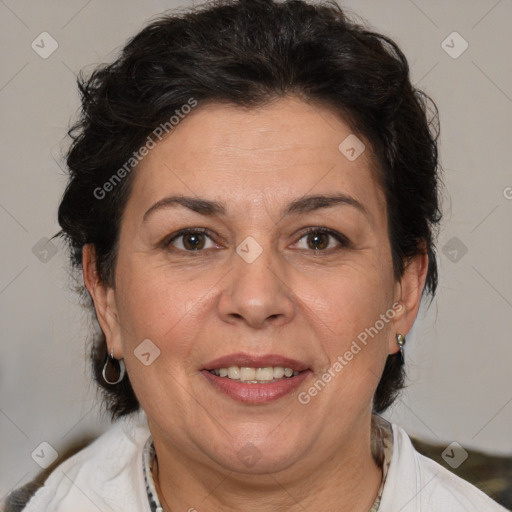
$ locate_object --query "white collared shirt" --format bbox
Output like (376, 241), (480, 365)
(9, 412), (508, 512)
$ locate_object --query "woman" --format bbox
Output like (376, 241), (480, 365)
(4, 0), (508, 510)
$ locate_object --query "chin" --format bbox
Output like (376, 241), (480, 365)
(203, 428), (307, 476)
(217, 446), (303, 476)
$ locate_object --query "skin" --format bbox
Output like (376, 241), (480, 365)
(84, 96), (428, 511)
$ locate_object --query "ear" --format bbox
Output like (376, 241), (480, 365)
(388, 251), (429, 355)
(82, 244), (124, 359)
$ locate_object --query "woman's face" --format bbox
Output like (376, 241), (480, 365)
(91, 96), (424, 476)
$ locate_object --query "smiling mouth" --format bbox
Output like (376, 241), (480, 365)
(202, 353), (311, 403)
(209, 365), (301, 384)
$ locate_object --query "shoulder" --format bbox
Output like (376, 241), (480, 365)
(3, 412), (152, 512)
(379, 421), (509, 512)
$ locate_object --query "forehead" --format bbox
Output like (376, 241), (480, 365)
(127, 96), (385, 219)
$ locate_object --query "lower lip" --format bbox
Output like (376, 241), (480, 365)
(201, 370), (311, 404)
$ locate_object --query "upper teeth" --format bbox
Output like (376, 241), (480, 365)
(210, 366), (300, 383)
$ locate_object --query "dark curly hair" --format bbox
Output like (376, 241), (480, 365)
(57, 0), (441, 419)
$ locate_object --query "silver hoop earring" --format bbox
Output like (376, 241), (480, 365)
(396, 333), (406, 363)
(102, 349), (126, 385)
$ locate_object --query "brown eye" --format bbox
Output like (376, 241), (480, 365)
(294, 228), (348, 252)
(182, 233), (205, 250)
(166, 229), (217, 252)
(307, 232), (329, 250)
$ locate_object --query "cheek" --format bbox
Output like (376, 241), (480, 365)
(113, 254), (254, 411)
(306, 257), (393, 326)
(112, 260), (216, 411)
(297, 256), (395, 376)
(114, 255), (218, 356)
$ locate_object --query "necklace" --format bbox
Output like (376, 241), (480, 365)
(152, 455), (172, 512)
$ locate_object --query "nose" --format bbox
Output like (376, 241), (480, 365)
(217, 244), (295, 329)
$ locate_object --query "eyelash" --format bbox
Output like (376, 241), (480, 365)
(163, 226), (350, 255)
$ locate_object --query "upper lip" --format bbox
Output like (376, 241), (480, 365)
(203, 352), (310, 372)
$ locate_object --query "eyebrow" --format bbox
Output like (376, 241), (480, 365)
(142, 193), (369, 222)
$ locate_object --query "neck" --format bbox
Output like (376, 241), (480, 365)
(150, 418), (382, 512)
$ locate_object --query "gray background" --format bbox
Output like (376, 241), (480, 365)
(1, 0), (511, 498)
